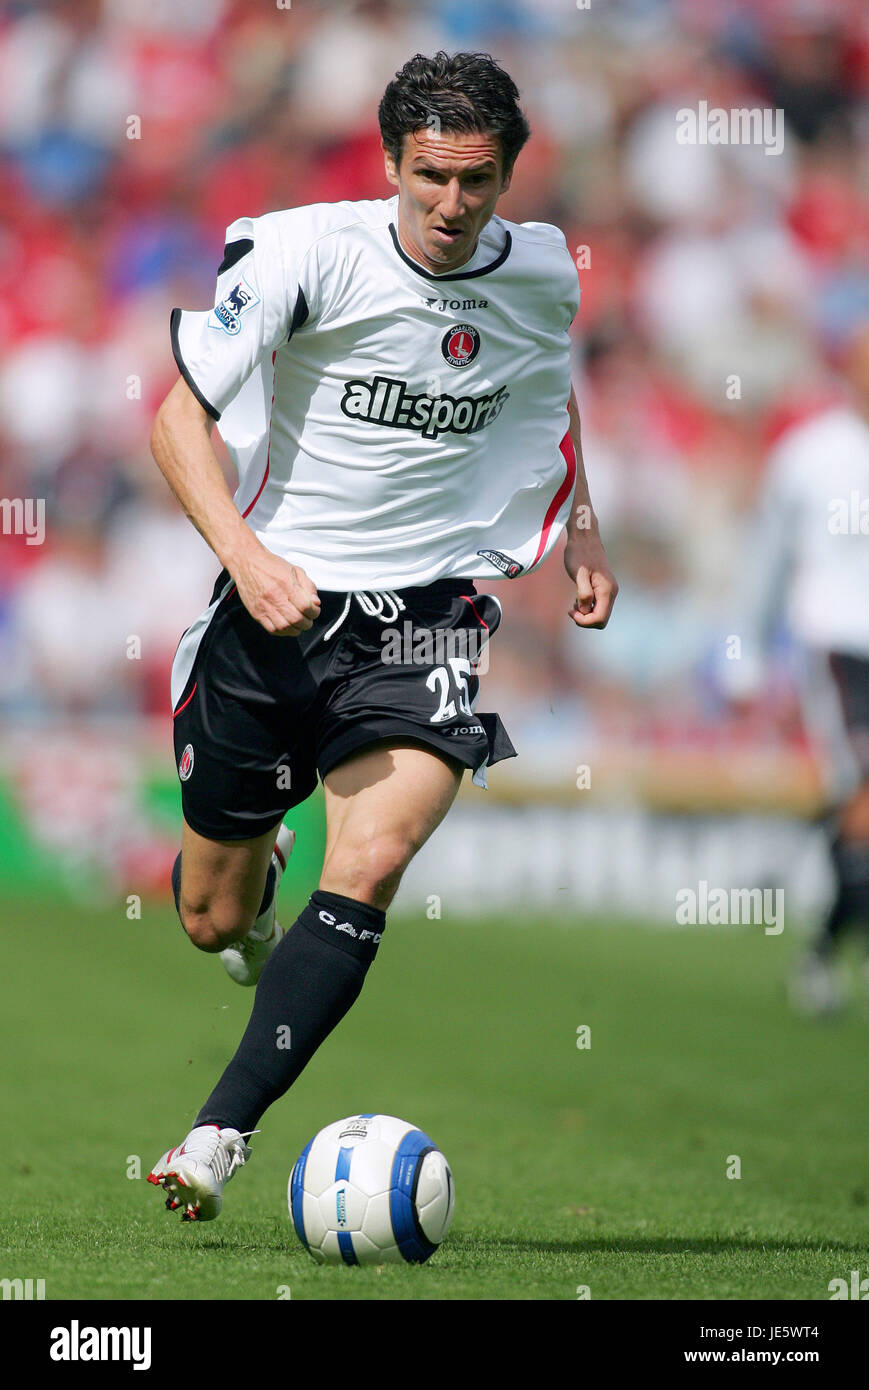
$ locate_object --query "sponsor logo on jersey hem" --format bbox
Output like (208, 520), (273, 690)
(477, 548), (523, 578)
(209, 275), (260, 336)
(341, 375), (509, 439)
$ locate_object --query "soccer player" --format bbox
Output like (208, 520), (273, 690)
(147, 51), (617, 1220)
(722, 313), (869, 1014)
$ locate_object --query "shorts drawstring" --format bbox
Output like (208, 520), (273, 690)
(322, 589), (407, 642)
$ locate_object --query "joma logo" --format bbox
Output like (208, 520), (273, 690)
(422, 296), (489, 311)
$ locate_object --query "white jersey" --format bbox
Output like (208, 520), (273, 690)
(749, 406), (869, 652)
(171, 194), (579, 591)
(721, 402), (869, 705)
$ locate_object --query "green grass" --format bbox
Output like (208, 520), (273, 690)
(1, 889), (868, 1300)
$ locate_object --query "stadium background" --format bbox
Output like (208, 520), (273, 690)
(3, 0), (865, 917)
(2, 0), (869, 1305)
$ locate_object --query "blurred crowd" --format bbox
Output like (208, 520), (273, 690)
(1, 0), (868, 774)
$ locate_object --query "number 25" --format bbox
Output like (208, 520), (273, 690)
(426, 658), (473, 722)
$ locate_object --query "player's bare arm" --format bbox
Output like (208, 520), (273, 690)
(563, 385), (618, 629)
(150, 376), (320, 637)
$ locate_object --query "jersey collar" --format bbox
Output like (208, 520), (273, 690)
(387, 219), (512, 282)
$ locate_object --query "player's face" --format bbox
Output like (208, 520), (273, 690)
(384, 129), (512, 273)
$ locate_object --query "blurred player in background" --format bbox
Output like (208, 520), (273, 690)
(724, 312), (869, 1015)
(145, 51), (617, 1221)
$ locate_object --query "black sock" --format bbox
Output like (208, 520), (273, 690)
(814, 833), (869, 957)
(194, 890), (386, 1135)
(171, 853), (276, 929)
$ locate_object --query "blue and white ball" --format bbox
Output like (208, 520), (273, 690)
(289, 1113), (455, 1265)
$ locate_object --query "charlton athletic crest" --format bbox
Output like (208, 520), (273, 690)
(441, 323), (480, 369)
(178, 744), (195, 781)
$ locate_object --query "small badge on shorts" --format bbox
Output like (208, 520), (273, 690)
(178, 744), (195, 781)
(441, 323), (480, 368)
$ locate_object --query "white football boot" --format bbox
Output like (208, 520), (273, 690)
(220, 823), (295, 986)
(147, 1124), (254, 1222)
(787, 950), (845, 1017)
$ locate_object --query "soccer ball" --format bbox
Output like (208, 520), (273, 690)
(288, 1113), (455, 1265)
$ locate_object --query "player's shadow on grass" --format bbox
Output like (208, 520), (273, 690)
(183, 1231), (859, 1259)
(469, 1236), (860, 1256)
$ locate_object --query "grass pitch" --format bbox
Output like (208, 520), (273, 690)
(1, 887), (868, 1301)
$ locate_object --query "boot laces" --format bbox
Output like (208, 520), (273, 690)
(185, 1126), (258, 1181)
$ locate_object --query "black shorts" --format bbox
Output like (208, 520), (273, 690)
(171, 571), (516, 841)
(825, 651), (869, 786)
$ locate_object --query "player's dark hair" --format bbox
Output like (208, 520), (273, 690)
(378, 51), (530, 175)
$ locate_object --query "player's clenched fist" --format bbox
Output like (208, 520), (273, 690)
(233, 544), (321, 636)
(564, 535), (618, 630)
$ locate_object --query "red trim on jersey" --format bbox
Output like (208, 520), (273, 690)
(242, 351), (277, 520)
(529, 427), (576, 570)
(172, 682), (197, 719)
(462, 595), (489, 630)
(242, 462), (269, 519)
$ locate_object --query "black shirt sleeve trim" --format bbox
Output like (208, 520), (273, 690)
(170, 308), (221, 422)
(288, 286), (309, 340)
(217, 237), (254, 275)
